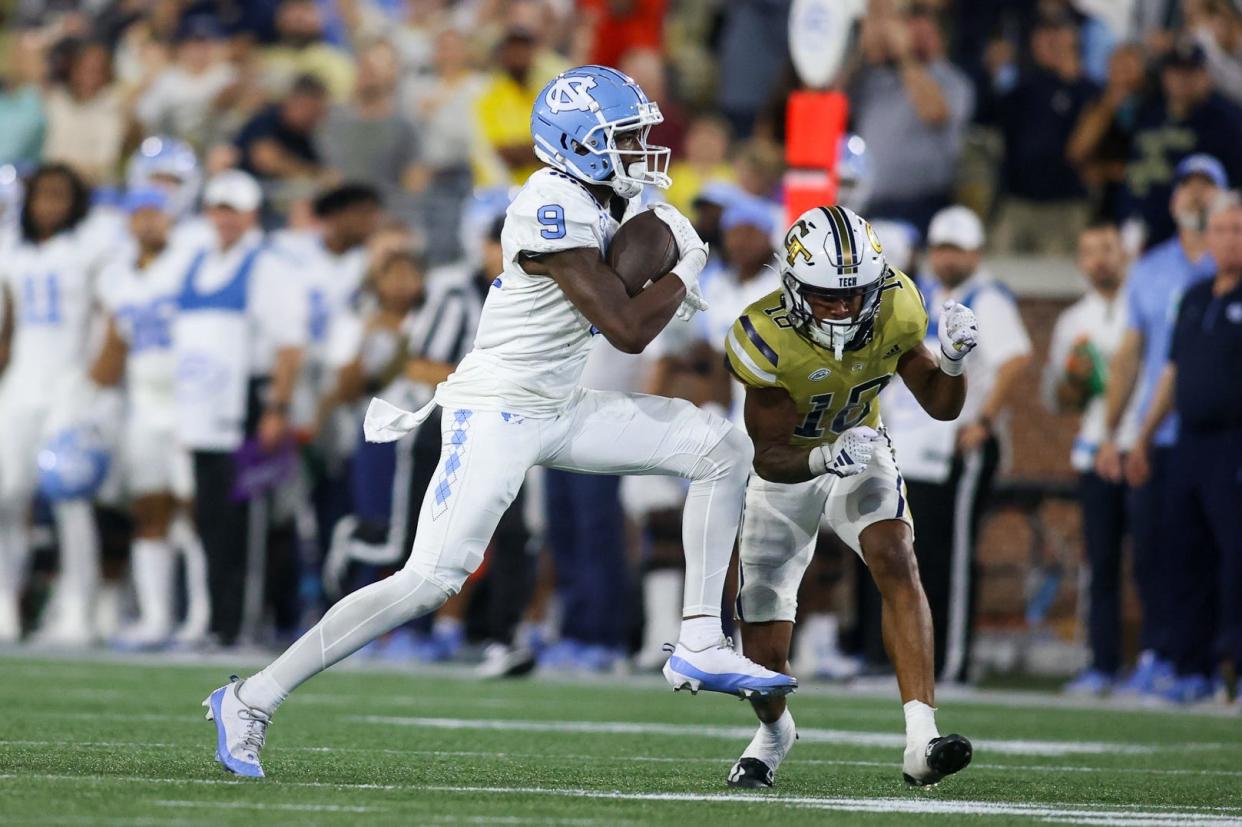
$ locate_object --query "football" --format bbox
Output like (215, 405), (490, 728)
(606, 209), (680, 296)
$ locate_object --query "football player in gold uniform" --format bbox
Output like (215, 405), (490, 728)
(724, 206), (979, 788)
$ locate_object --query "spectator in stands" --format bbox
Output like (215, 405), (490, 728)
(171, 170), (309, 647)
(579, 0), (666, 69)
(1129, 195), (1242, 705)
(1120, 39), (1242, 249)
(851, 0), (975, 233)
(1096, 154), (1223, 697)
(1042, 221), (1134, 696)
(233, 73), (330, 184)
(0, 33), (47, 167)
(261, 0), (356, 102)
(400, 27), (484, 263)
(320, 41), (421, 222)
(992, 12), (1099, 255)
(43, 40), (126, 184)
(1187, 0), (1242, 107)
(619, 48), (686, 157)
(135, 15), (238, 152)
(473, 27), (558, 188)
(715, 0), (791, 137)
(665, 116), (734, 215)
(883, 205), (1032, 684)
(1067, 42), (1150, 230)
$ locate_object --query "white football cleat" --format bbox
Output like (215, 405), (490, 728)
(203, 676), (269, 778)
(662, 640), (797, 698)
(902, 734), (973, 786)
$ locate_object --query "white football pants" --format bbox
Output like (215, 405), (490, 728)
(253, 389), (751, 700)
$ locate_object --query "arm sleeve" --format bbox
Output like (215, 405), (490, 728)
(251, 252), (310, 349)
(724, 315), (780, 389)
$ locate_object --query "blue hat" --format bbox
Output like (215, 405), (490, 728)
(692, 180), (742, 209)
(122, 187), (170, 214)
(721, 194), (776, 235)
(1175, 153), (1228, 189)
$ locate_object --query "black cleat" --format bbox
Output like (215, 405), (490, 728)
(727, 757), (775, 789)
(903, 734), (973, 786)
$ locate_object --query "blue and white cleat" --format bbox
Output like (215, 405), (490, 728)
(662, 640), (797, 699)
(203, 676), (269, 778)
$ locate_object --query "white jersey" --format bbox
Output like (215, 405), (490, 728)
(439, 168), (635, 416)
(98, 246), (188, 423)
(0, 225), (114, 400)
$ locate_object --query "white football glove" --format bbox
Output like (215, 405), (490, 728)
(650, 203), (709, 291)
(809, 426), (881, 478)
(937, 300), (978, 376)
(675, 283), (709, 322)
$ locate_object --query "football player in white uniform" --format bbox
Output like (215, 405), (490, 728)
(204, 65), (796, 778)
(91, 188), (210, 648)
(0, 164), (117, 644)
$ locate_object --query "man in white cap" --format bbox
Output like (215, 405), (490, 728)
(881, 204), (1032, 683)
(172, 169), (309, 647)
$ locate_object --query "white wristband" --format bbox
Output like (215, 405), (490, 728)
(808, 444), (829, 476)
(669, 247), (707, 289)
(938, 350), (965, 376)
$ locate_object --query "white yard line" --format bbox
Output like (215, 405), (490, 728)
(154, 799), (381, 814)
(347, 715), (1165, 757)
(8, 739), (1242, 780)
(3, 773), (1239, 824)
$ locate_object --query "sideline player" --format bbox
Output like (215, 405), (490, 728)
(724, 206), (977, 787)
(204, 65), (796, 778)
(90, 188), (209, 648)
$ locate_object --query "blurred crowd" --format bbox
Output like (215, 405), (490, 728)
(0, 0), (1239, 706)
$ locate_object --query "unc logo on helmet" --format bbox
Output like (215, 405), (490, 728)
(544, 76), (598, 114)
(530, 65), (671, 199)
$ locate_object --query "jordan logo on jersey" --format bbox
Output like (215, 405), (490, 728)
(545, 76), (598, 114)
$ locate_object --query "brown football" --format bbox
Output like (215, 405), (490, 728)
(606, 209), (680, 296)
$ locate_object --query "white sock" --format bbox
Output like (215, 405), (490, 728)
(903, 699), (940, 749)
(51, 500), (100, 628)
(640, 569), (682, 653)
(678, 615), (723, 650)
(131, 538), (175, 633)
(433, 615), (462, 637)
(741, 709), (797, 769)
(239, 670), (289, 715)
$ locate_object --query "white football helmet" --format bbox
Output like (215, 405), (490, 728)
(779, 205), (889, 359)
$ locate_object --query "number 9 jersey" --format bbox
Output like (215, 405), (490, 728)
(725, 267), (928, 446)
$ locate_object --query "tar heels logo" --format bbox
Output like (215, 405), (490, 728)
(545, 76), (598, 114)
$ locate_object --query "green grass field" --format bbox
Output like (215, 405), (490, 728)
(2, 652), (1240, 826)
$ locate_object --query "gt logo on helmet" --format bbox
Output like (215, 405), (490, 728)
(545, 76), (598, 114)
(785, 220), (814, 266)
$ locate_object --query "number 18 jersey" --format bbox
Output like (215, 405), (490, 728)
(725, 268), (928, 446)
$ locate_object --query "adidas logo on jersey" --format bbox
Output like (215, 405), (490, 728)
(883, 344), (902, 359)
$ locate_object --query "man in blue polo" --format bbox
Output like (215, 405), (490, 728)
(1095, 153), (1222, 695)
(1128, 196), (1242, 705)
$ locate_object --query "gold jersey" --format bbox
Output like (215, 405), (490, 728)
(725, 268), (929, 446)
